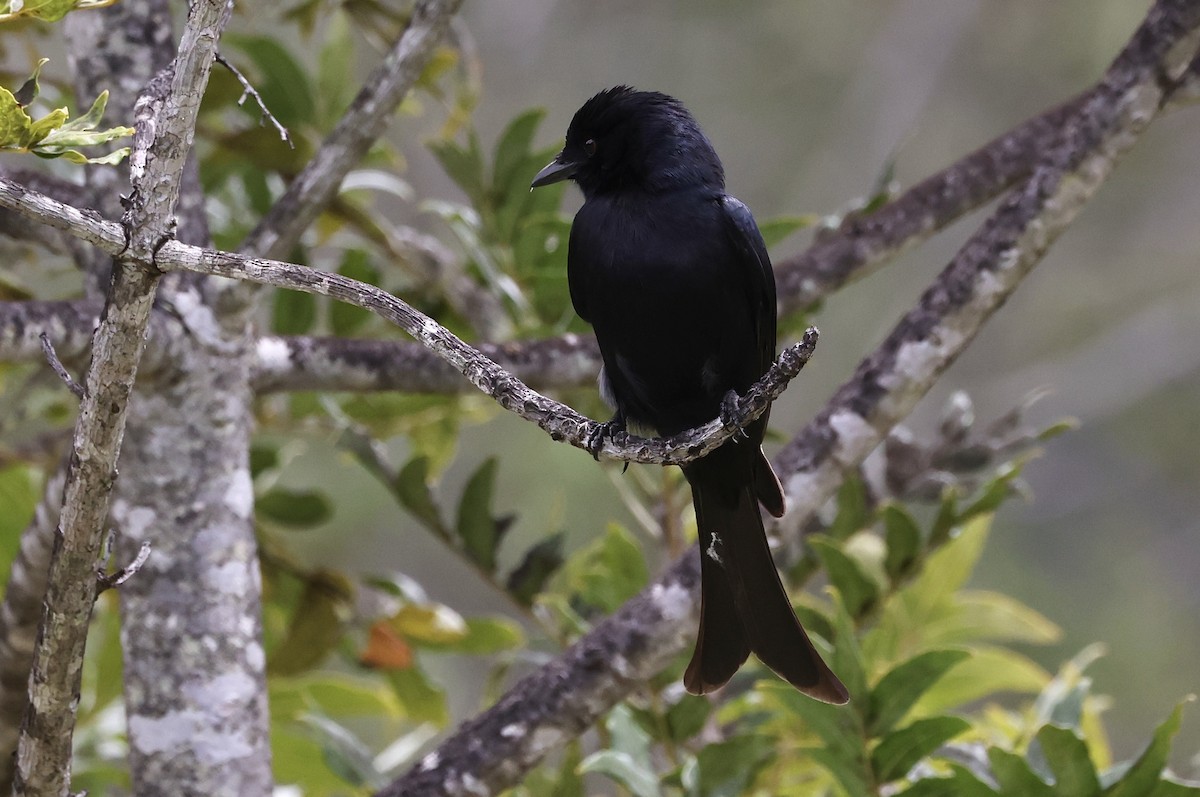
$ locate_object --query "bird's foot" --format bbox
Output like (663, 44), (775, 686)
(586, 415), (626, 461)
(719, 390), (749, 440)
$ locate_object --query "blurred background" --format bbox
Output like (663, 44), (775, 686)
(4, 0), (1198, 777)
(369, 0), (1198, 765)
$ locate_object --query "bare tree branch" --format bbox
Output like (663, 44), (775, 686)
(11, 1), (235, 793)
(0, 182), (815, 466)
(38, 334), (84, 399)
(240, 0), (464, 262)
(380, 3), (1200, 794)
(250, 332), (599, 394)
(215, 52), (292, 147)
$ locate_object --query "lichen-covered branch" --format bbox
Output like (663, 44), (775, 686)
(10, 1), (235, 795)
(380, 3), (1200, 794)
(12, 260), (161, 797)
(0, 180), (813, 467)
(250, 332), (600, 394)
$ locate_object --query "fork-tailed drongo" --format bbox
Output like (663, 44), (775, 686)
(532, 86), (847, 702)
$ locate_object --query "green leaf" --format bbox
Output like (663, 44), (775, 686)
(1105, 698), (1193, 797)
(390, 602), (468, 646)
(872, 716), (971, 783)
(883, 504), (923, 582)
(663, 695), (710, 744)
(330, 250), (377, 336)
(257, 487), (333, 528)
(810, 745), (872, 797)
(899, 765), (1000, 797)
(492, 108), (546, 198)
(35, 90), (132, 151)
(904, 512), (992, 614)
(581, 704), (657, 797)
(42, 145), (130, 165)
(827, 474), (871, 540)
(393, 456), (447, 535)
(267, 573), (348, 675)
(766, 681), (858, 756)
(929, 487), (960, 546)
(959, 465), (1023, 522)
(0, 465), (39, 591)
(693, 734), (776, 797)
(554, 523), (648, 614)
(937, 590), (1061, 646)
(1149, 776), (1200, 797)
(913, 647), (1048, 715)
(456, 457), (504, 572)
(827, 586), (869, 702)
(1034, 724), (1101, 797)
(0, 0), (79, 22)
(25, 106), (69, 146)
(299, 713), (380, 789)
(506, 532), (565, 606)
(578, 751), (658, 797)
(811, 537), (879, 619)
(989, 747), (1056, 797)
(272, 726), (350, 795)
(272, 288), (317, 334)
(249, 443), (279, 478)
(429, 130), (486, 205)
(869, 649), (972, 735)
(386, 666), (448, 726)
(0, 87), (34, 149)
(37, 145), (130, 165)
(317, 9), (356, 127)
(411, 616), (524, 655)
(269, 672), (403, 723)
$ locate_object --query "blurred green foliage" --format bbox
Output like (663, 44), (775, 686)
(0, 3), (1196, 796)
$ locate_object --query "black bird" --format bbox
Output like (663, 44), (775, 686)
(532, 86), (847, 703)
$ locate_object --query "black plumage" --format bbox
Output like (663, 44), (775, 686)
(532, 86), (847, 702)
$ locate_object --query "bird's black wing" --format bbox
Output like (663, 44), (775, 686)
(719, 195), (777, 375)
(718, 195), (786, 517)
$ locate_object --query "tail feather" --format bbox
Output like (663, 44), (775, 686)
(683, 453), (848, 703)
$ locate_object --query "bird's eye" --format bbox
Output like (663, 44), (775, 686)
(584, 138), (597, 157)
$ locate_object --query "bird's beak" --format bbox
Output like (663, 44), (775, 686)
(531, 155), (579, 188)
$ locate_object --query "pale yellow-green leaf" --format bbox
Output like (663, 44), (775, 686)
(42, 146), (131, 165)
(912, 646), (1048, 716)
(25, 106), (69, 146)
(0, 0), (115, 23)
(0, 87), (35, 148)
(923, 589), (1061, 647)
(55, 89), (110, 131)
(36, 124), (134, 149)
(269, 672), (404, 723)
(389, 603), (468, 645)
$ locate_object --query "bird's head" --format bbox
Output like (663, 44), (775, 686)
(531, 86), (725, 198)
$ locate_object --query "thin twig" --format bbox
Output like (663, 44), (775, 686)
(214, 52), (292, 147)
(38, 332), (85, 398)
(97, 541), (153, 591)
